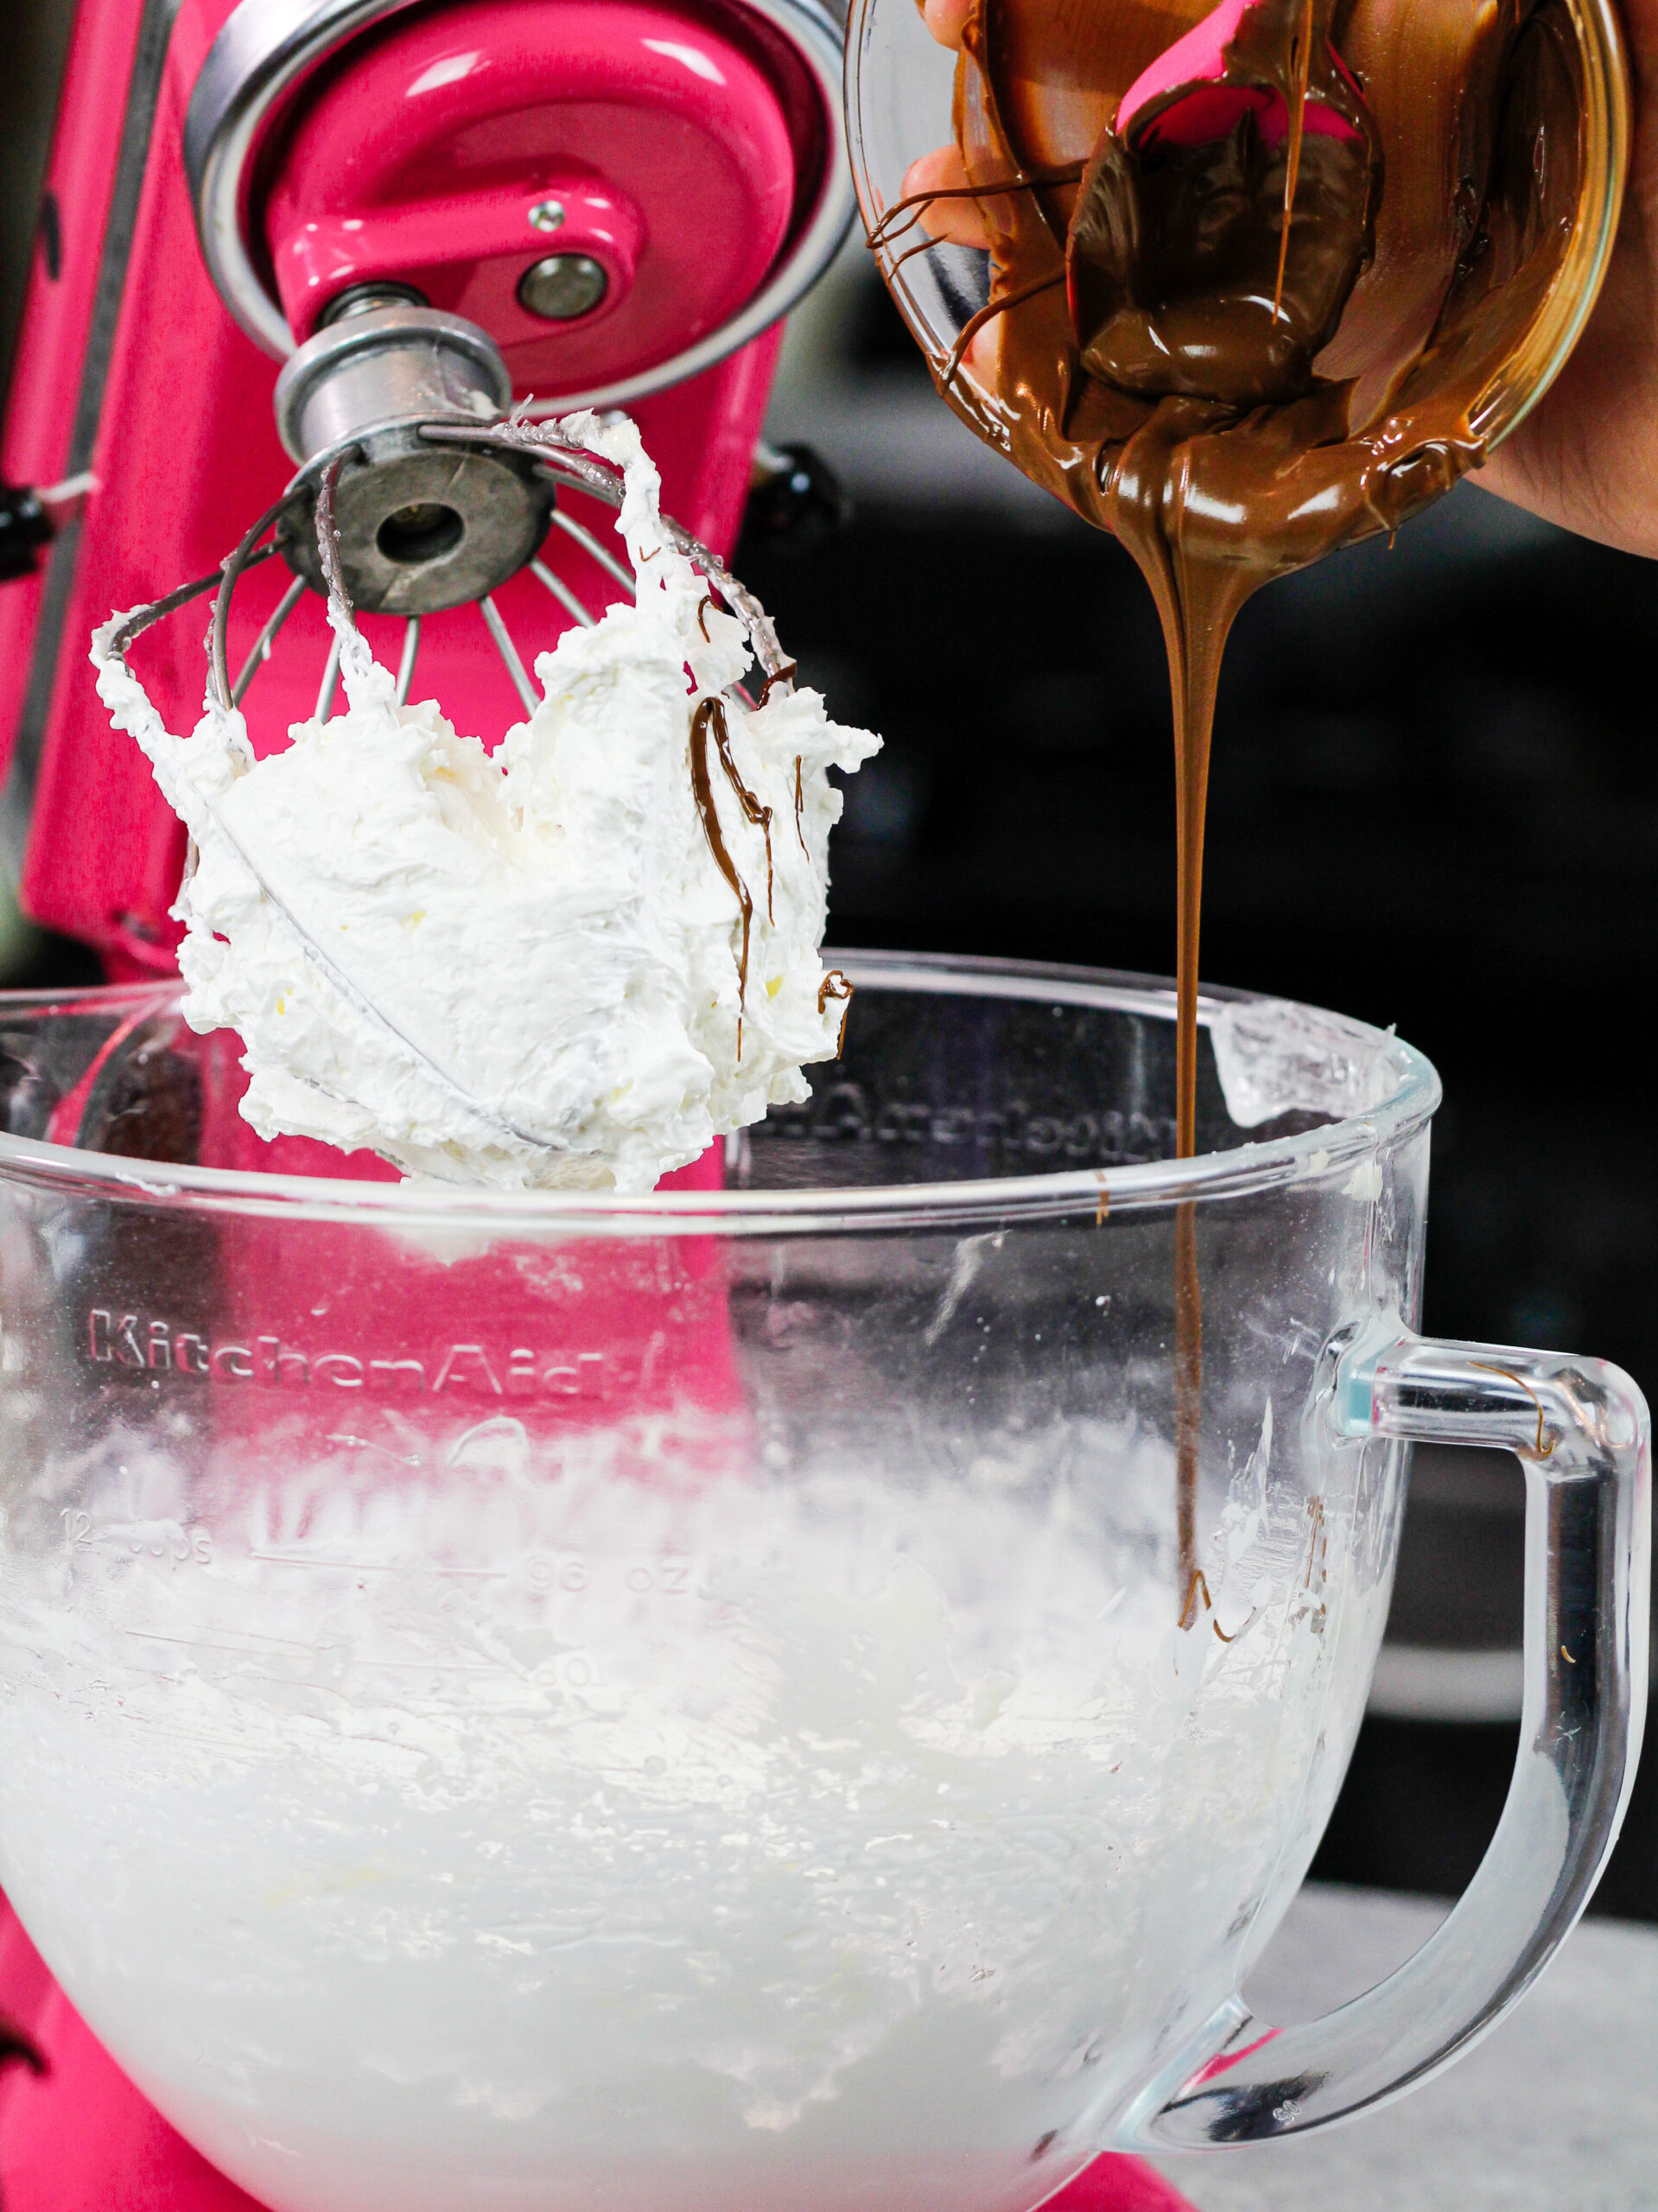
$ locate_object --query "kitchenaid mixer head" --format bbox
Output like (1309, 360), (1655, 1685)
(184, 0), (852, 406)
(174, 0), (856, 651)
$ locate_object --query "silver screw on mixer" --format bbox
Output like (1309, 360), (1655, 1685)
(527, 200), (567, 234)
(519, 255), (609, 322)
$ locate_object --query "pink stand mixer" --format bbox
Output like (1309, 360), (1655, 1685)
(0, 2), (1196, 2204)
(0, 0), (853, 969)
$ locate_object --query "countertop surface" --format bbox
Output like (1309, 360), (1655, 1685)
(1148, 1885), (1658, 2211)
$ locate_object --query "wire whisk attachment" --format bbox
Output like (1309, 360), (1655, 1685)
(89, 411), (836, 1185)
(100, 414), (796, 729)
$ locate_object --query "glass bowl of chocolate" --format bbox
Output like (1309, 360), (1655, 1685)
(848, 0), (1629, 550)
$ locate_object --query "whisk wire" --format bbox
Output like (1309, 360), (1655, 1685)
(417, 420), (792, 688)
(232, 575), (306, 707)
(314, 632), (342, 722)
(209, 448), (345, 712)
(547, 505), (637, 597)
(530, 557), (595, 628)
(480, 594), (538, 715)
(118, 420), (794, 728)
(102, 538), (284, 675)
(395, 617), (421, 708)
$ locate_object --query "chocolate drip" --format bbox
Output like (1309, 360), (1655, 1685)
(689, 698), (756, 1055)
(1273, 0), (1320, 317)
(947, 266), (1067, 382)
(818, 968), (854, 1055)
(902, 0), (1586, 1606)
(715, 702), (775, 925)
(690, 696), (781, 1052)
(696, 592), (718, 641)
(868, 162), (1088, 247)
(759, 661), (798, 708)
(794, 756), (810, 855)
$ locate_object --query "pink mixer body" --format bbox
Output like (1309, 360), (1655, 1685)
(0, 1888), (1188, 2212)
(264, 0), (801, 374)
(0, 0), (838, 976)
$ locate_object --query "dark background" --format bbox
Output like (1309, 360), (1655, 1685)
(3, 3), (1654, 1919)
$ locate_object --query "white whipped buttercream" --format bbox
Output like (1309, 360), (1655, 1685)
(92, 414), (880, 1192)
(0, 1412), (1374, 2212)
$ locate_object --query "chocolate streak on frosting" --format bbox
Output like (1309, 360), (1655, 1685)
(711, 701), (775, 927)
(690, 698), (757, 1054)
(818, 968), (855, 1054)
(919, 0), (1585, 1593)
(794, 757), (810, 855)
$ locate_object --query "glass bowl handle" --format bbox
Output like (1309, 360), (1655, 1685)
(1131, 1324), (1650, 2148)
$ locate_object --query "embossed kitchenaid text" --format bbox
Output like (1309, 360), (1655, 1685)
(85, 1309), (654, 1399)
(763, 1081), (1178, 1160)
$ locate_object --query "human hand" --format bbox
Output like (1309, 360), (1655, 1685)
(899, 0), (987, 250)
(1477, 0), (1658, 555)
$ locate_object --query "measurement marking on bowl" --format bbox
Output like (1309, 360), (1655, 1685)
(247, 1550), (397, 1572)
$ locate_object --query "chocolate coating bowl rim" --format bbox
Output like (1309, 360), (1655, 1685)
(0, 954), (1440, 1231)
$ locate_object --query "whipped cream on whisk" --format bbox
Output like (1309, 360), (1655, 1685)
(93, 414), (880, 1192)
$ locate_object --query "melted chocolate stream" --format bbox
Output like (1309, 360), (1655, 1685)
(904, 0), (1585, 1600)
(1273, 0), (1319, 316)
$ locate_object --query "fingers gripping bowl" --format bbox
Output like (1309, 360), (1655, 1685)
(0, 957), (1647, 2211)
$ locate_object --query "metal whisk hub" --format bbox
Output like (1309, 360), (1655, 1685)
(271, 306), (556, 615)
(276, 432), (556, 617)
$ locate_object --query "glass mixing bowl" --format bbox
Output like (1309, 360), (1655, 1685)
(0, 956), (1647, 2212)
